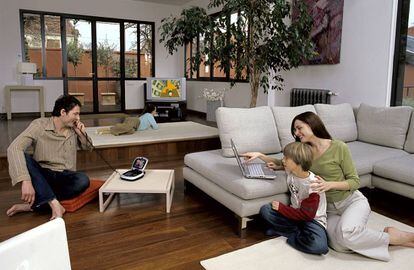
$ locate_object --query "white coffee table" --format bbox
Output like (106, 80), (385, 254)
(99, 169), (175, 213)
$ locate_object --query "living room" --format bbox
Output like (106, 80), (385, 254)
(0, 0), (413, 269)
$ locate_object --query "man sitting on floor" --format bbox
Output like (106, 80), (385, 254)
(6, 95), (92, 220)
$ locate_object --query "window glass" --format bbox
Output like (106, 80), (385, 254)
(191, 38), (198, 79)
(185, 42), (192, 78)
(23, 13), (42, 77)
(98, 80), (121, 112)
(403, 1), (414, 107)
(229, 12), (248, 80)
(45, 15), (62, 77)
(97, 21), (120, 78)
(21, 12), (155, 81)
(66, 19), (92, 77)
(212, 15), (227, 78)
(184, 11), (248, 82)
(199, 34), (210, 78)
(68, 80), (93, 112)
(140, 24), (153, 77)
(124, 23), (138, 78)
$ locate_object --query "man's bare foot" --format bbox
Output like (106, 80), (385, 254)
(48, 199), (66, 220)
(6, 204), (32, 216)
(385, 226), (414, 247)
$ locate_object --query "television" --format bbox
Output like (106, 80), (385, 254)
(145, 77), (186, 102)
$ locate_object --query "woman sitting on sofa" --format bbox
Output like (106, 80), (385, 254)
(242, 111), (414, 261)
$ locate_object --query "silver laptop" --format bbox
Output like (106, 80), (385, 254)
(231, 139), (277, 180)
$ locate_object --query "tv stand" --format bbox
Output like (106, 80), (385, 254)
(145, 101), (186, 122)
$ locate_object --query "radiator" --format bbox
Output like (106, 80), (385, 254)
(290, 88), (333, 107)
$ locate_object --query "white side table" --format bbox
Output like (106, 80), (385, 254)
(99, 169), (175, 213)
(4, 85), (45, 120)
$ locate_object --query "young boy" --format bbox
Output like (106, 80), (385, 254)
(260, 142), (328, 255)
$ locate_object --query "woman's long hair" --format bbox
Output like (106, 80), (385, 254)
(291, 111), (332, 141)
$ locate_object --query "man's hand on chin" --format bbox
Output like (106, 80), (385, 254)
(73, 120), (87, 139)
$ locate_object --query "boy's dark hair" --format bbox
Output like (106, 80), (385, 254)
(142, 103), (156, 115)
(291, 111), (332, 141)
(283, 142), (313, 171)
(52, 95), (82, 117)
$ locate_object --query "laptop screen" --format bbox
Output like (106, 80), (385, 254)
(230, 139), (246, 173)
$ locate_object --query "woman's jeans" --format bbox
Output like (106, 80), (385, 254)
(25, 154), (90, 210)
(260, 203), (329, 255)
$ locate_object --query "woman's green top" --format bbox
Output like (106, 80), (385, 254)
(310, 139), (360, 203)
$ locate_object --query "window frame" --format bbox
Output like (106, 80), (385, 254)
(184, 10), (249, 83)
(19, 9), (155, 81)
(391, 0), (411, 106)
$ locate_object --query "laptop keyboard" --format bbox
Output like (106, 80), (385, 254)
(247, 163), (265, 175)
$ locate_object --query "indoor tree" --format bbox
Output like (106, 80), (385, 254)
(159, 0), (315, 107)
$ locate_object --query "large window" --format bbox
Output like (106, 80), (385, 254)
(20, 10), (154, 114)
(392, 0), (414, 107)
(22, 13), (43, 77)
(185, 11), (248, 82)
(20, 10), (155, 80)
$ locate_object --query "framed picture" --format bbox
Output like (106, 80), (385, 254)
(295, 0), (345, 65)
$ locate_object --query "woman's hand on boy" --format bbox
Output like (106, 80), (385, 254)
(271, 200), (280, 211)
(311, 176), (332, 192)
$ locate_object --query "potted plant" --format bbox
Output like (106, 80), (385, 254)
(159, 0), (315, 107)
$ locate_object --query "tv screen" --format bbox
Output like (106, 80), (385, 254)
(146, 77), (186, 102)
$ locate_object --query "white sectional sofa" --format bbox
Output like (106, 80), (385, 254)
(183, 103), (414, 235)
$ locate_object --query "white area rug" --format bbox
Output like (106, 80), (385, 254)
(201, 212), (414, 270)
(85, 121), (218, 148)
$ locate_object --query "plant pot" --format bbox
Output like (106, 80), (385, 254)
(69, 92), (85, 105)
(101, 92), (116, 105)
(206, 100), (223, 122)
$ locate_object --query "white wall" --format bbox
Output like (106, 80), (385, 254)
(278, 0), (398, 107)
(1, 0), (398, 113)
(187, 81), (268, 112)
(0, 0), (182, 113)
(185, 0), (398, 109)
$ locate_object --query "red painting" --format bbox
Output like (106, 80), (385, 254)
(298, 0), (345, 65)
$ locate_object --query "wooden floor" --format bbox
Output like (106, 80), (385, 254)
(1, 114), (414, 269)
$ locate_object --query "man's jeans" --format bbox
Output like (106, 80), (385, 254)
(260, 203), (329, 255)
(24, 154), (90, 210)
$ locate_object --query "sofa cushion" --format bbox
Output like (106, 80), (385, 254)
(184, 150), (288, 200)
(216, 106), (281, 157)
(373, 155), (414, 186)
(314, 103), (357, 142)
(404, 111), (414, 153)
(357, 103), (412, 149)
(271, 105), (316, 148)
(347, 141), (409, 175)
(60, 179), (104, 212)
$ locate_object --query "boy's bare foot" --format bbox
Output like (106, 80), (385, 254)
(48, 199), (66, 220)
(385, 226), (414, 247)
(6, 204), (33, 216)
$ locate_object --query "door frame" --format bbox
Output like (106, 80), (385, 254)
(62, 16), (124, 113)
(391, 0), (411, 106)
